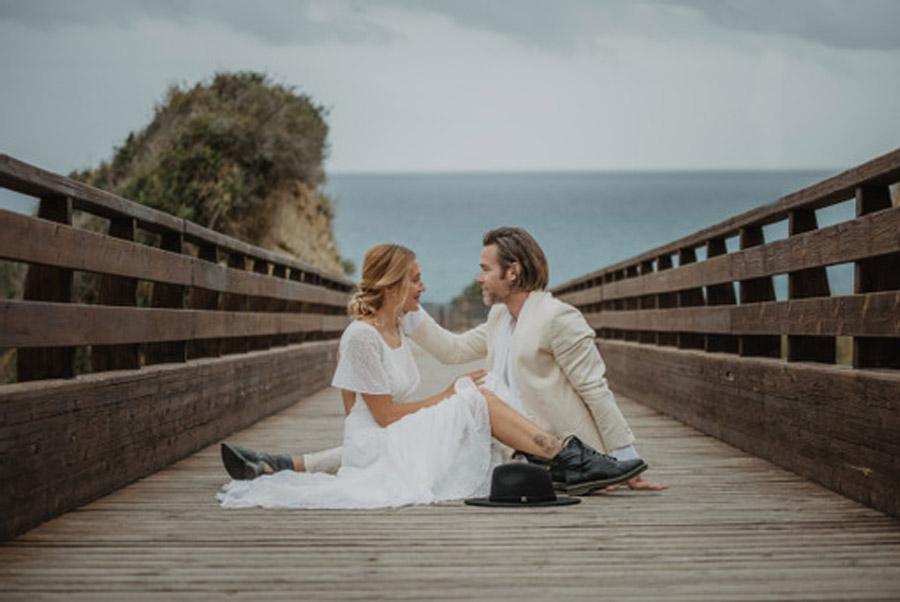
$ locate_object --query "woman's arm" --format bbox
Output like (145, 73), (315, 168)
(362, 369), (486, 427)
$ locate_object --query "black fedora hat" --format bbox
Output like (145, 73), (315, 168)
(465, 463), (580, 507)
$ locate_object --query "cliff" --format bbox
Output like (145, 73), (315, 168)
(70, 71), (346, 275)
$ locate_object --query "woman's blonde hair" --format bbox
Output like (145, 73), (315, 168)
(348, 244), (417, 321)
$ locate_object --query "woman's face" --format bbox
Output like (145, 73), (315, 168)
(401, 259), (426, 313)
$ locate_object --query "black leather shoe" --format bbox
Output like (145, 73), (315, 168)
(549, 436), (647, 495)
(518, 452), (566, 491)
(221, 442), (294, 480)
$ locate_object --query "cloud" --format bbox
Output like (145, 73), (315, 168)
(0, 0), (395, 45)
(661, 0), (900, 51)
(5, 0), (898, 52)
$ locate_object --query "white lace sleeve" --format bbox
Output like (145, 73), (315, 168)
(331, 322), (392, 395)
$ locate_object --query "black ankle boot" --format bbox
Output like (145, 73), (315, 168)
(221, 442), (294, 480)
(549, 436), (647, 495)
(518, 452), (566, 490)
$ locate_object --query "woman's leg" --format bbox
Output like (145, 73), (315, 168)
(481, 389), (562, 459)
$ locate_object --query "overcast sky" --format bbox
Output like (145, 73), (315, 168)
(1, 0), (899, 177)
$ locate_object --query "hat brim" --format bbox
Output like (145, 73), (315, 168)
(464, 496), (580, 507)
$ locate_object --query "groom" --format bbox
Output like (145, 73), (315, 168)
(306, 226), (664, 491)
(402, 227), (664, 491)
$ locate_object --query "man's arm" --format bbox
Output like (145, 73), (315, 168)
(550, 304), (636, 452)
(405, 307), (490, 364)
(551, 303), (668, 491)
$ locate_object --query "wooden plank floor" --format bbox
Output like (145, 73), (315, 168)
(2, 345), (899, 601)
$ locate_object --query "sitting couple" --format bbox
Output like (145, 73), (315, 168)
(218, 227), (665, 509)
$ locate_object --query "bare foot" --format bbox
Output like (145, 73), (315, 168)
(606, 475), (668, 492)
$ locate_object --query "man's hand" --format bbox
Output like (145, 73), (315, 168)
(457, 369), (487, 386)
(443, 369), (488, 398)
(606, 475), (668, 492)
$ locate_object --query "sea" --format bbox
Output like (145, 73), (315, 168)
(323, 169), (850, 304)
(1, 169), (852, 303)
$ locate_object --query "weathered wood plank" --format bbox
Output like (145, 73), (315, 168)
(597, 339), (900, 518)
(0, 209), (349, 307)
(1, 346), (898, 600)
(556, 146), (900, 293)
(787, 208), (835, 362)
(558, 205), (900, 307)
(183, 220), (350, 292)
(854, 185), (900, 369)
(0, 300), (350, 347)
(145, 231), (188, 365)
(585, 290), (900, 337)
(0, 340), (339, 540)
(16, 196), (76, 381)
(0, 152), (183, 233)
(92, 215), (140, 372)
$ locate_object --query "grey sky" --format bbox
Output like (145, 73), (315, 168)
(1, 0), (898, 177)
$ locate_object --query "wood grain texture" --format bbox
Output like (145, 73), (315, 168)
(556, 146), (900, 293)
(1, 346), (898, 600)
(0, 300), (349, 347)
(597, 339), (900, 519)
(0, 340), (339, 540)
(558, 206), (900, 309)
(0, 153), (352, 293)
(0, 209), (349, 307)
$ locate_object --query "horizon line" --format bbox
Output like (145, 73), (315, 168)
(326, 165), (839, 177)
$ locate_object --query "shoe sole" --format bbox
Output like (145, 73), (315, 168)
(564, 461), (648, 496)
(221, 443), (261, 480)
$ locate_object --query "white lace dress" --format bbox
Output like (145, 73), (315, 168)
(217, 321), (497, 509)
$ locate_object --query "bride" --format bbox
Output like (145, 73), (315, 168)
(218, 244), (645, 509)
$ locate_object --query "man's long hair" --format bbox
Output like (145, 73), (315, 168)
(482, 227), (549, 292)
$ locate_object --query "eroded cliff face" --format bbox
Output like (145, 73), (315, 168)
(258, 180), (343, 275)
(68, 72), (348, 277)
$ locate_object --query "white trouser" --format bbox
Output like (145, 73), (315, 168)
(302, 446), (343, 474)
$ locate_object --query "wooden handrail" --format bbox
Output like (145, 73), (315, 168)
(551, 147), (900, 519)
(0, 153), (350, 290)
(556, 147), (900, 294)
(553, 147), (900, 370)
(0, 153), (353, 383)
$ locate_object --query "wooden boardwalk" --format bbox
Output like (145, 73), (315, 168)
(2, 346), (899, 601)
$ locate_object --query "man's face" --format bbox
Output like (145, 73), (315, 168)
(476, 244), (515, 306)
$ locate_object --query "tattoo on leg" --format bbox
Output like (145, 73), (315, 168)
(534, 434), (562, 457)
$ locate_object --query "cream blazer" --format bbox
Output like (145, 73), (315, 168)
(409, 291), (635, 453)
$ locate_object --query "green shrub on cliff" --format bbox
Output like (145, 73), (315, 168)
(71, 71), (332, 244)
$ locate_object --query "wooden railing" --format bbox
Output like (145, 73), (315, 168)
(554, 148), (900, 518)
(0, 154), (353, 538)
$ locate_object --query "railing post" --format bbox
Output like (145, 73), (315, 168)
(17, 196), (75, 380)
(705, 237), (738, 354)
(271, 264), (289, 348)
(787, 208), (834, 363)
(249, 258), (271, 351)
(738, 225), (780, 358)
(656, 255), (677, 346)
(187, 243), (221, 359)
(623, 265), (639, 342)
(146, 230), (187, 365)
(638, 260), (656, 344)
(287, 268), (307, 345)
(677, 247), (704, 349)
(853, 185), (900, 368)
(222, 252), (249, 354)
(92, 216), (140, 372)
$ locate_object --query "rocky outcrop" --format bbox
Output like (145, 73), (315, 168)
(258, 180), (343, 275)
